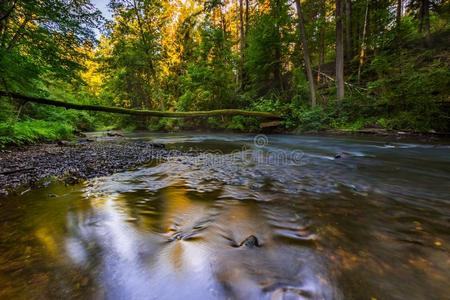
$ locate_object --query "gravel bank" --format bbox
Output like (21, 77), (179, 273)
(0, 140), (173, 196)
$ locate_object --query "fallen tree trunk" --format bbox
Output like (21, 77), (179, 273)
(0, 91), (281, 119)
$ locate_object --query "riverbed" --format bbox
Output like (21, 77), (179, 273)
(1, 133), (449, 299)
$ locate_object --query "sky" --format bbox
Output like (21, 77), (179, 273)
(92, 0), (112, 37)
(92, 0), (112, 20)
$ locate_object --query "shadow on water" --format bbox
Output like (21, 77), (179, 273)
(1, 133), (450, 299)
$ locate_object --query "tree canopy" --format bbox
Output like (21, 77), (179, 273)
(0, 0), (449, 145)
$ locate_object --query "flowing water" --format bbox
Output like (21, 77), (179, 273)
(1, 133), (450, 299)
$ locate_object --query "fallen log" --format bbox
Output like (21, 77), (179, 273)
(260, 120), (282, 128)
(0, 91), (281, 119)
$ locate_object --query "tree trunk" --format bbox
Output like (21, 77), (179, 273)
(317, 0), (326, 84)
(239, 0), (246, 89)
(396, 0), (402, 26)
(271, 0), (284, 92)
(295, 0), (317, 107)
(0, 0), (17, 48)
(132, 0), (155, 109)
(345, 0), (353, 61)
(245, 0), (249, 36)
(336, 0), (345, 101)
(357, 0), (369, 83)
(419, 0), (431, 44)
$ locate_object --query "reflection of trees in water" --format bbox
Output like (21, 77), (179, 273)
(0, 185), (104, 298)
(61, 183), (336, 299)
(212, 200), (337, 299)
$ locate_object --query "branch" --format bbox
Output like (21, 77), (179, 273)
(0, 0), (17, 22)
(6, 15), (30, 50)
(0, 91), (281, 119)
(313, 69), (368, 92)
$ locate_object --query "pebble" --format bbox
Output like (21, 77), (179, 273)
(0, 141), (172, 196)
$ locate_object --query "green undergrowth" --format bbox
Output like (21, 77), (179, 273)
(0, 120), (74, 147)
(0, 100), (101, 148)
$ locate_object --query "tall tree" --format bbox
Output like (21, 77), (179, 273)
(419, 0), (431, 43)
(270, 0), (284, 92)
(317, 0), (326, 83)
(357, 0), (369, 83)
(0, 0), (101, 92)
(294, 0), (317, 107)
(397, 0), (403, 26)
(345, 0), (353, 61)
(335, 0), (345, 101)
(238, 0), (246, 89)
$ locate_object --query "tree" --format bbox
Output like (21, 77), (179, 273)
(0, 0), (101, 92)
(335, 0), (345, 101)
(345, 0), (353, 61)
(238, 0), (246, 89)
(317, 0), (327, 84)
(294, 0), (317, 107)
(103, 0), (166, 109)
(357, 0), (369, 83)
(269, 0), (285, 92)
(397, 0), (403, 26)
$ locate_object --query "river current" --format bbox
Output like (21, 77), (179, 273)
(1, 133), (449, 299)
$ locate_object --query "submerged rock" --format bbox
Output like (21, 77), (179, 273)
(334, 152), (348, 159)
(150, 143), (165, 149)
(239, 235), (260, 248)
(106, 131), (124, 137)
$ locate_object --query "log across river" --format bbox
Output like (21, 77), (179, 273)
(0, 91), (281, 119)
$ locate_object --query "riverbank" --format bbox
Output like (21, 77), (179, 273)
(0, 139), (171, 197)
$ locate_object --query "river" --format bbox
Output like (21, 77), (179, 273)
(1, 133), (449, 299)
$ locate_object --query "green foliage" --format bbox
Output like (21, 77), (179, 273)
(178, 25), (236, 111)
(0, 0), (101, 93)
(251, 97), (284, 113)
(148, 117), (182, 131)
(0, 96), (98, 147)
(1, 0), (449, 137)
(288, 105), (330, 132)
(0, 120), (74, 147)
(226, 116), (258, 131)
(0, 0), (104, 146)
(0, 99), (16, 123)
(363, 44), (450, 131)
(26, 105), (97, 131)
(244, 3), (291, 97)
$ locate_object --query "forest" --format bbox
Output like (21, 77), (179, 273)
(0, 0), (449, 146)
(1, 1), (450, 298)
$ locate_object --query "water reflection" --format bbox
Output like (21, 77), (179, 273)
(59, 182), (336, 299)
(1, 134), (450, 299)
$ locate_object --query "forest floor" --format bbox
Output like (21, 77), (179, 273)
(0, 139), (174, 197)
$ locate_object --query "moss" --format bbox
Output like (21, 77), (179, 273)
(0, 91), (281, 119)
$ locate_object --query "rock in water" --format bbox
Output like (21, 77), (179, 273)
(334, 151), (352, 159)
(106, 131), (124, 137)
(150, 143), (165, 149)
(239, 235), (260, 248)
(57, 140), (71, 147)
